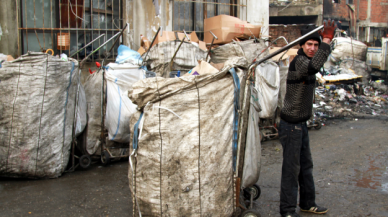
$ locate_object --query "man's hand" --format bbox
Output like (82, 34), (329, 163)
(319, 19), (337, 41)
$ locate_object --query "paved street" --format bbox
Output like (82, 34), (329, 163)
(1, 117), (388, 216)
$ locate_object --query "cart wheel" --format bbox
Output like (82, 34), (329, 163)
(79, 155), (91, 169)
(314, 120), (322, 130)
(260, 131), (265, 142)
(101, 150), (111, 166)
(240, 209), (261, 217)
(243, 184), (261, 201)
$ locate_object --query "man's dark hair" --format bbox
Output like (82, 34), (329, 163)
(299, 25), (321, 46)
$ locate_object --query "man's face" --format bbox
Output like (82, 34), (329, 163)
(301, 40), (319, 58)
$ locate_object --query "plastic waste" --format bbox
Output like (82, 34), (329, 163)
(336, 88), (346, 101)
(60, 53), (68, 61)
(146, 71), (156, 78)
(169, 70), (181, 78)
(116, 45), (143, 65)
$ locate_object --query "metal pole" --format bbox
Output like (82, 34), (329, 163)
(142, 26), (162, 64)
(70, 34), (106, 57)
(248, 25), (324, 74)
(206, 31), (218, 62)
(169, 30), (190, 71)
(80, 31), (121, 67)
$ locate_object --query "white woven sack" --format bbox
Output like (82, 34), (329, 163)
(255, 61), (280, 119)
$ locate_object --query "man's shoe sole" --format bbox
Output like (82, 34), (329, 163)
(300, 208), (328, 214)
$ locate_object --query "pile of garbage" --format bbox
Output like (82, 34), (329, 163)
(313, 80), (388, 119)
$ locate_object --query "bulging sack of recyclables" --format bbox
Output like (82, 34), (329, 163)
(128, 58), (246, 216)
(330, 37), (367, 63)
(255, 61), (280, 119)
(0, 52), (79, 178)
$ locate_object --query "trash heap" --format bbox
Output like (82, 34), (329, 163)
(312, 36), (388, 119)
(313, 80), (388, 119)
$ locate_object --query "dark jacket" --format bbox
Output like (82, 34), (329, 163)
(280, 43), (331, 123)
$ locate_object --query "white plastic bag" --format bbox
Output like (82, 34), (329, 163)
(116, 45), (143, 65)
(255, 61), (280, 118)
(105, 63), (145, 142)
(241, 86), (261, 188)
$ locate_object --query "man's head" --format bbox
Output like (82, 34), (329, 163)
(299, 25), (321, 57)
(301, 39), (319, 58)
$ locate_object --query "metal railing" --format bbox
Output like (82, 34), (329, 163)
(18, 0), (123, 62)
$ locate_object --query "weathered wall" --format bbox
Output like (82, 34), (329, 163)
(269, 25), (302, 48)
(323, 0), (354, 22)
(269, 3), (323, 26)
(123, 0), (171, 51)
(247, 0), (269, 37)
(0, 0), (19, 57)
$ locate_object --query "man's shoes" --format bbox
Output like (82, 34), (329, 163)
(281, 212), (300, 217)
(300, 205), (328, 214)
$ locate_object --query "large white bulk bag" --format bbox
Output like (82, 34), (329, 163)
(104, 63), (145, 142)
(128, 59), (246, 217)
(0, 52), (79, 178)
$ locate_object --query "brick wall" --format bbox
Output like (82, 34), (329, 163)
(370, 1), (388, 23)
(269, 25), (303, 48)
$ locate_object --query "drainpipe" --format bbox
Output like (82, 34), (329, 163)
(356, 0), (360, 40)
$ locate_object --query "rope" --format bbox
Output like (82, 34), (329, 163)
(130, 112), (144, 217)
(5, 62), (22, 172)
(229, 68), (240, 172)
(34, 54), (51, 176)
(194, 76), (203, 216)
(155, 76), (164, 216)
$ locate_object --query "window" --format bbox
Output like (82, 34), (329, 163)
(346, 0), (353, 4)
(172, 0), (244, 40)
(20, 0), (123, 61)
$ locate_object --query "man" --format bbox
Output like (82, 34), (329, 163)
(278, 20), (336, 217)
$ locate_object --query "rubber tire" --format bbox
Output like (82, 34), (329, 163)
(79, 155), (91, 169)
(240, 209), (261, 217)
(314, 120), (322, 130)
(101, 150), (111, 166)
(243, 184), (261, 201)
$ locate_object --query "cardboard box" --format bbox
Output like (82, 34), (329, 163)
(204, 15), (261, 44)
(140, 35), (151, 50)
(153, 31), (191, 45)
(137, 47), (146, 55)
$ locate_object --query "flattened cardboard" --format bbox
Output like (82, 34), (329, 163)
(198, 41), (207, 51)
(190, 31), (200, 43)
(137, 47), (146, 55)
